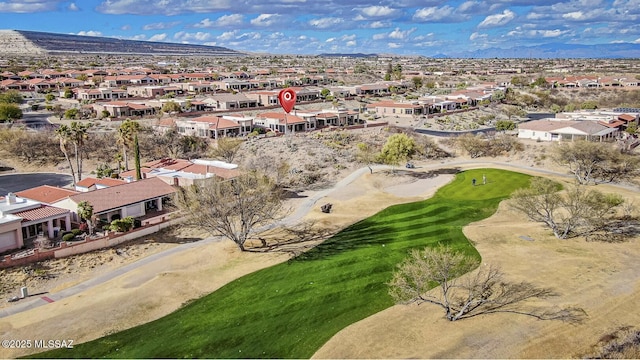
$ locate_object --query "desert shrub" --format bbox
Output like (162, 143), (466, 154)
(110, 216), (135, 232)
(583, 327), (640, 359)
(71, 228), (84, 236)
(62, 233), (75, 242)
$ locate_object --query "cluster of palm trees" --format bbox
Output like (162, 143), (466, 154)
(55, 118), (141, 185)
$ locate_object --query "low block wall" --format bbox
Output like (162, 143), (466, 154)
(0, 218), (182, 269)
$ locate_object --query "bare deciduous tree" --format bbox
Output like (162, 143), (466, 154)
(552, 140), (640, 185)
(174, 173), (285, 251)
(356, 142), (378, 174)
(510, 178), (625, 239)
(388, 246), (585, 322)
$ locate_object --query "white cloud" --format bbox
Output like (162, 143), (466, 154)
(121, 24), (131, 30)
(194, 14), (243, 28)
(537, 29), (567, 37)
(97, 0), (233, 16)
(250, 14), (281, 27)
(367, 21), (388, 29)
(76, 30), (103, 37)
(388, 27), (416, 40)
(563, 11), (586, 20)
(634, 38), (640, 44)
(469, 32), (488, 41)
(478, 9), (516, 28)
(216, 14), (244, 26)
(174, 31), (212, 42)
(413, 6), (455, 21)
(341, 34), (356, 41)
(388, 42), (401, 48)
(458, 1), (480, 13)
(129, 34), (146, 40)
(309, 17), (343, 29)
(346, 40), (356, 47)
(143, 21), (180, 30)
(373, 33), (386, 40)
(148, 33), (168, 41)
(358, 5), (397, 17)
(0, 2), (55, 12)
(193, 18), (215, 28)
(68, 2), (79, 11)
(326, 37), (336, 42)
(217, 31), (236, 41)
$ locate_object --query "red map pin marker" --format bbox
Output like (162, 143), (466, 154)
(278, 88), (297, 113)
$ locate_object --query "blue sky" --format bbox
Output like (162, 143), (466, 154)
(0, 0), (639, 55)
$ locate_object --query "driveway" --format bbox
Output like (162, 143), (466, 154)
(0, 173), (74, 194)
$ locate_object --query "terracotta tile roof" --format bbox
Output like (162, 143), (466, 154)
(191, 116), (242, 130)
(16, 185), (78, 204)
(599, 120), (625, 128)
(619, 114), (635, 122)
(260, 112), (306, 124)
(69, 177), (176, 214)
(75, 178), (98, 188)
(15, 205), (69, 222)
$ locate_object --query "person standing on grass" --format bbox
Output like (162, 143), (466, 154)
(472, 178), (476, 186)
(483, 174), (486, 185)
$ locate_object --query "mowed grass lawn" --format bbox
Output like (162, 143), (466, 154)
(36, 169), (531, 359)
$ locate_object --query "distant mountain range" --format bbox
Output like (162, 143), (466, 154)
(319, 43), (640, 59)
(0, 29), (638, 59)
(0, 29), (243, 56)
(447, 42), (640, 59)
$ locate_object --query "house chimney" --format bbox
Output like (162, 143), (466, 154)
(6, 193), (16, 205)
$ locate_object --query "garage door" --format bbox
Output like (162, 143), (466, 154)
(0, 230), (18, 252)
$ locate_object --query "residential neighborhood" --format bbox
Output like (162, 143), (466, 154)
(1, 51), (640, 360)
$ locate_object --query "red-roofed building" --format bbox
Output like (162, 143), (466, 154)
(56, 177), (177, 224)
(16, 185), (79, 205)
(0, 193), (71, 248)
(74, 177), (127, 192)
(254, 112), (307, 133)
(174, 115), (245, 139)
(121, 158), (239, 187)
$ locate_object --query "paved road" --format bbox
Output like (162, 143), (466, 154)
(2, 160), (637, 318)
(13, 112), (57, 130)
(0, 173), (74, 194)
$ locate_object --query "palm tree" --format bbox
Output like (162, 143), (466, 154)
(55, 124), (77, 185)
(70, 121), (90, 181)
(117, 119), (141, 171)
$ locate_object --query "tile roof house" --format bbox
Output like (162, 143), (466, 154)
(0, 193), (71, 252)
(518, 119), (618, 142)
(254, 112), (307, 133)
(121, 158), (240, 187)
(173, 115), (245, 139)
(55, 177), (177, 224)
(74, 177), (127, 192)
(16, 185), (79, 205)
(367, 100), (426, 118)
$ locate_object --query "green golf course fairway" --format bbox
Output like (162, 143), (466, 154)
(34, 168), (531, 359)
